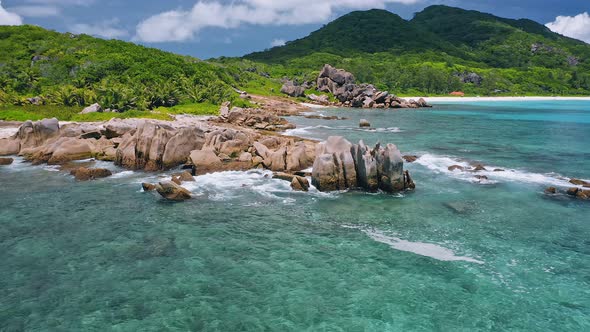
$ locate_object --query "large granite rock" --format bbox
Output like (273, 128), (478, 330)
(311, 136), (357, 191)
(352, 141), (379, 191)
(15, 118), (59, 150)
(116, 121), (204, 171)
(375, 143), (405, 192)
(312, 136), (412, 193)
(189, 149), (222, 170)
(162, 127), (205, 168)
(280, 82), (306, 97)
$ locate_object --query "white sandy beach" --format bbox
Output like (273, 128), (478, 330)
(405, 96), (590, 102)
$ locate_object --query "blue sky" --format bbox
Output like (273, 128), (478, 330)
(1, 0), (589, 59)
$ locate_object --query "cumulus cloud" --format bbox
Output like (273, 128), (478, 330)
(70, 19), (128, 39)
(270, 38), (286, 47)
(9, 5), (60, 17)
(546, 12), (590, 43)
(0, 1), (23, 25)
(135, 0), (419, 42)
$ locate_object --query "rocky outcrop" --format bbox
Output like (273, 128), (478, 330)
(307, 94), (330, 105)
(115, 121), (205, 171)
(70, 167), (112, 181)
(311, 136), (357, 191)
(189, 150), (222, 170)
(162, 127), (206, 168)
(219, 108), (295, 131)
(312, 136), (413, 193)
(280, 81), (306, 98)
(455, 71), (482, 85)
(15, 118), (60, 150)
(316, 64), (431, 109)
(155, 181), (192, 201)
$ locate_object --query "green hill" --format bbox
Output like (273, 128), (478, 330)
(244, 6), (590, 96)
(0, 25), (270, 119)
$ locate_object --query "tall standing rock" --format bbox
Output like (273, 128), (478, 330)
(352, 141), (379, 191)
(312, 136), (412, 193)
(312, 136), (357, 191)
(376, 143), (405, 192)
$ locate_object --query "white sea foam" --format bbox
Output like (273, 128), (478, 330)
(415, 153), (586, 188)
(179, 170), (336, 202)
(344, 225), (484, 264)
(110, 171), (136, 179)
(284, 125), (402, 138)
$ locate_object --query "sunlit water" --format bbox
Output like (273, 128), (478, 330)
(1, 101), (589, 331)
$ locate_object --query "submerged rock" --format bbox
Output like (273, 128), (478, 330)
(570, 178), (590, 187)
(291, 176), (310, 191)
(544, 187), (557, 194)
(403, 155), (418, 163)
(155, 181), (192, 201)
(171, 171), (195, 184)
(142, 183), (156, 192)
(0, 157), (14, 165)
(448, 165), (465, 172)
(472, 164), (487, 172)
(70, 167), (112, 181)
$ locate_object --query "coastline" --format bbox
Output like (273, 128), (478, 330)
(404, 96), (590, 103)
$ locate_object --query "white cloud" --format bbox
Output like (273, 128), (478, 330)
(135, 0), (420, 43)
(9, 5), (60, 17)
(0, 1), (23, 25)
(70, 19), (128, 39)
(23, 0), (94, 5)
(270, 38), (286, 47)
(546, 12), (590, 43)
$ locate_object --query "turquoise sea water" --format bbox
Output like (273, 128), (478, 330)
(1, 101), (589, 331)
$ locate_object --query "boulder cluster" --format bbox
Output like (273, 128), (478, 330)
(0, 118), (126, 165)
(293, 64), (431, 109)
(216, 103), (295, 131)
(0, 117), (316, 179)
(311, 136), (414, 193)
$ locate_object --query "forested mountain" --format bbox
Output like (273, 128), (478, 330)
(245, 5), (590, 96)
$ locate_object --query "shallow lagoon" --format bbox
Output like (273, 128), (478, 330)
(1, 101), (589, 331)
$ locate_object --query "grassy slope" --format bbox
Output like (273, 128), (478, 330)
(0, 25), (279, 121)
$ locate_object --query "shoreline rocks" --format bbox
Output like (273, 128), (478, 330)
(315, 64), (432, 109)
(155, 181), (192, 201)
(0, 157), (14, 165)
(312, 136), (413, 193)
(70, 167), (112, 181)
